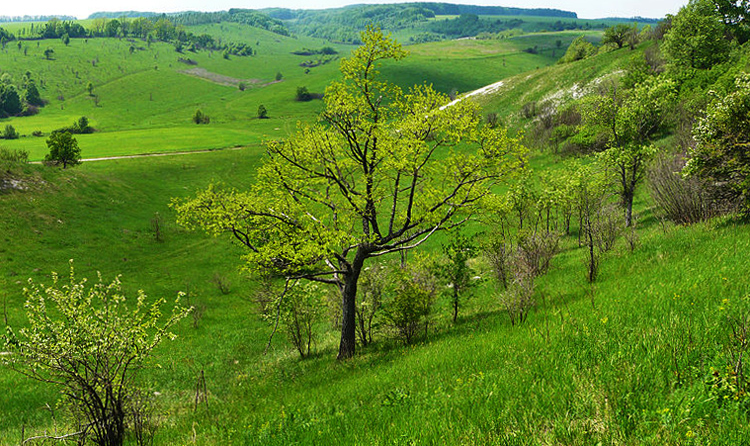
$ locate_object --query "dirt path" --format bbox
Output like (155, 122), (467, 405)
(180, 67), (282, 88)
(31, 146), (248, 164)
(440, 80), (505, 110)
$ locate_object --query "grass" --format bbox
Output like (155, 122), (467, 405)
(2, 150), (749, 444)
(1, 22), (749, 446)
(0, 25), (599, 160)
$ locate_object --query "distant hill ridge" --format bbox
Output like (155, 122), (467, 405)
(88, 3), (577, 20)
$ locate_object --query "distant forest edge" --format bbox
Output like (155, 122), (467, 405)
(1, 3), (660, 47)
(0, 15), (76, 23)
(81, 4), (660, 44)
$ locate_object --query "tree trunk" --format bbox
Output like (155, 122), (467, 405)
(452, 287), (459, 323)
(624, 190), (634, 228)
(337, 247), (367, 360)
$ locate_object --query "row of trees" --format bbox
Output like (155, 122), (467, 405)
(7, 17), (257, 58)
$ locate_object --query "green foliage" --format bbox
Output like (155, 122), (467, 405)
(1, 124), (18, 140)
(175, 26), (526, 359)
(0, 146), (28, 163)
(22, 79), (43, 107)
(439, 234), (478, 323)
(662, 0), (732, 70)
(0, 146), (28, 177)
(685, 72), (750, 212)
(356, 262), (388, 346)
(714, 0), (750, 44)
(2, 262), (190, 446)
(257, 104), (268, 119)
(44, 131), (81, 169)
(294, 85), (312, 101)
(0, 84), (22, 117)
(558, 36), (596, 64)
(43, 47), (54, 60)
(384, 259), (438, 344)
(582, 76), (678, 226)
(73, 116), (94, 134)
(601, 23), (636, 49)
(277, 281), (325, 358)
(192, 109), (210, 124)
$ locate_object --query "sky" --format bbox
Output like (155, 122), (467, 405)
(1, 0), (689, 20)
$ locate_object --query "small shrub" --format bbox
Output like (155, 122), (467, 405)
(32, 130), (43, 137)
(150, 212), (164, 242)
(192, 109), (210, 124)
(516, 231), (561, 277)
(648, 152), (719, 224)
(486, 112), (499, 128)
(295, 86), (312, 102)
(257, 104), (268, 119)
(238, 82), (246, 91)
(73, 116), (94, 134)
(2, 262), (190, 446)
(0, 147), (28, 164)
(275, 71), (283, 81)
(356, 263), (388, 346)
(438, 233), (479, 323)
(284, 282), (324, 357)
(521, 101), (537, 119)
(211, 272), (231, 295)
(1, 124), (19, 140)
(483, 236), (513, 290)
(500, 258), (535, 326)
(384, 260), (438, 344)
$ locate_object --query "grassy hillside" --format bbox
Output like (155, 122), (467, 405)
(2, 143), (749, 445)
(0, 26), (345, 160)
(0, 24), (583, 161)
(3, 14), (750, 446)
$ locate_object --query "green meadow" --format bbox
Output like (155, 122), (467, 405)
(0, 25), (588, 160)
(2, 7), (750, 446)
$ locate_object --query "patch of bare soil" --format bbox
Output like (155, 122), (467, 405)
(180, 67), (281, 88)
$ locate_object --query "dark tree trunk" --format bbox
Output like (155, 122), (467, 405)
(452, 287), (459, 323)
(624, 189), (634, 228)
(337, 247), (367, 360)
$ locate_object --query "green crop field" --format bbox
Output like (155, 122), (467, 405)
(2, 5), (750, 446)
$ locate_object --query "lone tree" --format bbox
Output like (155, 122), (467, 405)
(602, 23), (636, 49)
(45, 131), (82, 168)
(257, 104), (268, 119)
(175, 27), (525, 359)
(581, 77), (677, 226)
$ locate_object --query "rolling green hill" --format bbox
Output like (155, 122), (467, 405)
(3, 5), (750, 445)
(0, 19), (587, 161)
